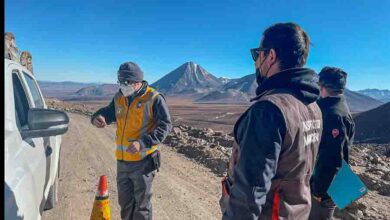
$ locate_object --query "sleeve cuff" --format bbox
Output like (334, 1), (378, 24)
(90, 115), (96, 124)
(139, 139), (148, 149)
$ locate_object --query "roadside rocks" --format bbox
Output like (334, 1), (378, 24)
(335, 200), (386, 220)
(46, 98), (94, 116)
(166, 126), (390, 219)
(350, 145), (390, 197)
(334, 193), (390, 220)
(168, 124), (235, 149)
(165, 124), (234, 176)
(333, 144), (390, 219)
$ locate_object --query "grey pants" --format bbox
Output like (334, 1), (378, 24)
(117, 159), (155, 220)
(309, 196), (336, 220)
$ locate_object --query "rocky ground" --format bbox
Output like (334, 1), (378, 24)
(46, 98), (390, 220)
(167, 126), (390, 220)
(334, 145), (390, 220)
(165, 124), (234, 176)
(46, 98), (97, 115)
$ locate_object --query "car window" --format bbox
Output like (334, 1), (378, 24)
(23, 72), (44, 108)
(12, 72), (30, 130)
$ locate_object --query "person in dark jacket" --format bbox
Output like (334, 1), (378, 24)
(222, 22), (323, 220)
(309, 67), (355, 220)
(91, 61), (172, 220)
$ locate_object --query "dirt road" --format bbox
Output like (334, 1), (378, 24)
(42, 113), (222, 220)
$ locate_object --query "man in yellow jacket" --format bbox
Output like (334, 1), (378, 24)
(91, 61), (172, 220)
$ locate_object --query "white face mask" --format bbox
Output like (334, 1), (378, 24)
(120, 85), (136, 97)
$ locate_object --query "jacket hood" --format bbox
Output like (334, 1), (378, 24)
(252, 67), (320, 105)
(317, 95), (351, 115)
(131, 80), (148, 97)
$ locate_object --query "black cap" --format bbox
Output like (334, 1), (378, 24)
(117, 62), (144, 82)
(318, 66), (347, 90)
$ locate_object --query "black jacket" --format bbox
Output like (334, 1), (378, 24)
(223, 68), (321, 220)
(91, 81), (172, 148)
(311, 95), (355, 199)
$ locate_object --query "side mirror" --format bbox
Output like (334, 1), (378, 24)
(21, 108), (69, 139)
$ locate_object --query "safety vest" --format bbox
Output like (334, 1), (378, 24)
(114, 86), (160, 161)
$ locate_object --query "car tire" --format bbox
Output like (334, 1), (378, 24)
(44, 170), (58, 210)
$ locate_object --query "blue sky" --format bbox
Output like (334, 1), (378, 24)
(5, 0), (390, 90)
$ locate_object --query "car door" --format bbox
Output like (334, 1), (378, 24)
(12, 69), (47, 218)
(5, 62), (26, 220)
(21, 71), (54, 201)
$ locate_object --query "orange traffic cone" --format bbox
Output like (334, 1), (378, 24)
(90, 175), (111, 220)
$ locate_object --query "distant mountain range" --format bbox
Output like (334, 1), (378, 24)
(344, 89), (383, 112)
(68, 84), (119, 101)
(195, 72), (383, 112)
(38, 81), (99, 99)
(196, 74), (256, 103)
(218, 77), (232, 85)
(75, 84), (118, 96)
(38, 62), (385, 112)
(357, 89), (390, 103)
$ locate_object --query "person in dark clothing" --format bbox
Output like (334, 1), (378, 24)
(309, 67), (355, 220)
(91, 61), (172, 220)
(221, 22), (323, 220)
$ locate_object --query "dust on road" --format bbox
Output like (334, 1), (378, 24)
(42, 113), (222, 220)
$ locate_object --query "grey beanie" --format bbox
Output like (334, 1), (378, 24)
(117, 62), (144, 82)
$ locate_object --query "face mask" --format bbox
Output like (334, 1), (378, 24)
(255, 53), (276, 87)
(255, 67), (266, 86)
(120, 85), (136, 97)
(255, 54), (269, 86)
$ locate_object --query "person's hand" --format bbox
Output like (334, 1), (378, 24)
(126, 141), (141, 154)
(92, 115), (107, 128)
(312, 195), (322, 203)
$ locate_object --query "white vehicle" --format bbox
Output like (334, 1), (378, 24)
(5, 58), (69, 220)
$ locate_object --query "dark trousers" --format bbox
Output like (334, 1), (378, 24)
(309, 196), (336, 220)
(117, 159), (155, 220)
(219, 194), (228, 214)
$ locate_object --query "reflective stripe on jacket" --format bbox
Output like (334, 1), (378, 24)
(114, 86), (160, 161)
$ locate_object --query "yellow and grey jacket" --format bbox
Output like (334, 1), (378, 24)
(91, 82), (172, 162)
